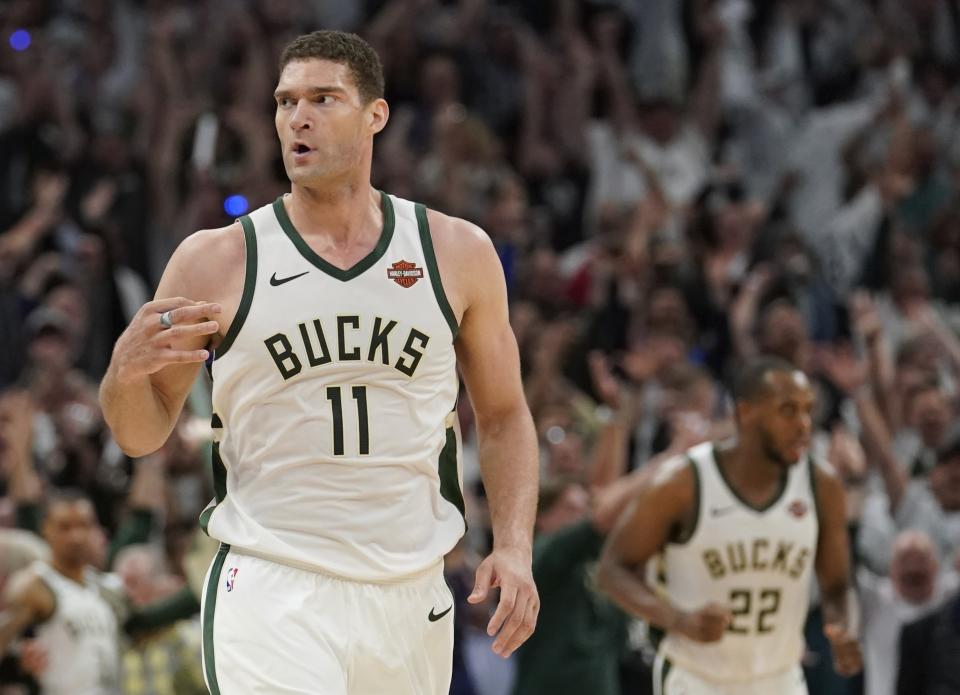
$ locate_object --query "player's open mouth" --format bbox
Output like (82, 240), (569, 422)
(291, 142), (315, 159)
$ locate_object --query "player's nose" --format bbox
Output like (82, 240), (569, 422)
(289, 101), (312, 131)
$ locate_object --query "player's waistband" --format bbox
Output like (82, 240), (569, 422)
(658, 643), (798, 685)
(227, 545), (446, 588)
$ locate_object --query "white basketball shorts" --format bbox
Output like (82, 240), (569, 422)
(653, 652), (808, 695)
(200, 545), (454, 694)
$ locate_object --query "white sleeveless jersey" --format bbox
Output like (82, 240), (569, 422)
(32, 562), (123, 695)
(659, 442), (820, 682)
(202, 192), (465, 582)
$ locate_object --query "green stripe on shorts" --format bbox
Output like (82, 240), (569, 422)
(203, 544), (230, 695)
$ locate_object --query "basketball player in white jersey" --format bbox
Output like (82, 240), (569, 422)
(597, 357), (862, 694)
(98, 30), (539, 694)
(0, 491), (123, 694)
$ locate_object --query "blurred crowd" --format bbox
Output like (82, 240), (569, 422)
(3, 0), (960, 694)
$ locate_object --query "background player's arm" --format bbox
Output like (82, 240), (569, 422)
(446, 217), (539, 658)
(0, 572), (54, 653)
(596, 460), (731, 642)
(99, 227), (238, 456)
(813, 463), (863, 676)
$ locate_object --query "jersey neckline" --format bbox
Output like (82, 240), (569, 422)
(711, 444), (790, 513)
(272, 190), (396, 282)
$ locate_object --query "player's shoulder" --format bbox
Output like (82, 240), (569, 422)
(4, 564), (55, 614)
(175, 221), (246, 264)
(164, 222), (246, 295)
(648, 451), (698, 499)
(421, 206), (496, 263)
(807, 453), (845, 511)
(808, 454), (842, 488)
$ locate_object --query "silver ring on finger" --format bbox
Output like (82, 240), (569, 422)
(159, 311), (174, 329)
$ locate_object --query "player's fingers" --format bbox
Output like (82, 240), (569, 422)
(505, 594), (540, 656)
(164, 302), (222, 327)
(823, 623), (845, 642)
(468, 561), (494, 604)
(834, 643), (862, 675)
(154, 321), (220, 342)
(144, 297), (195, 314)
(702, 623), (726, 642)
(159, 348), (211, 365)
(486, 584), (517, 638)
(492, 592), (531, 657)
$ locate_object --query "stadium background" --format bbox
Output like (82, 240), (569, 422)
(2, 0), (960, 693)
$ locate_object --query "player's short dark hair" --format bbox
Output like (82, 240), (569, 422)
(279, 31), (385, 104)
(732, 356), (799, 403)
(45, 488), (93, 519)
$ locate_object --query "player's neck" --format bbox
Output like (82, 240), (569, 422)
(724, 437), (785, 487)
(287, 180), (380, 245)
(51, 558), (86, 585)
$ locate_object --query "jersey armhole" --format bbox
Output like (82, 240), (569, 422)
(213, 215), (258, 360)
(669, 456), (700, 545)
(32, 574), (58, 626)
(808, 456), (822, 524)
(414, 203), (459, 340)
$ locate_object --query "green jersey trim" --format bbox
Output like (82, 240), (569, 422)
(712, 444), (789, 513)
(439, 425), (467, 529)
(670, 456), (700, 545)
(414, 203), (459, 339)
(214, 216), (257, 360)
(199, 415), (227, 535)
(272, 190), (396, 282)
(808, 456), (821, 522)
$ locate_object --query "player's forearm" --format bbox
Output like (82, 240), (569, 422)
(476, 404), (538, 553)
(595, 559), (679, 631)
(99, 367), (174, 458)
(820, 583), (857, 633)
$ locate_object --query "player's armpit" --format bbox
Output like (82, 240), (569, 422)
(595, 457), (695, 630)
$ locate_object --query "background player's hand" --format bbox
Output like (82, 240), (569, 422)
(824, 622), (862, 676)
(112, 297), (220, 384)
(18, 639), (48, 676)
(468, 546), (539, 658)
(672, 603), (732, 643)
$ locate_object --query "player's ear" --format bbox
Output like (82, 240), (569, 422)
(368, 98), (389, 135)
(735, 399), (757, 426)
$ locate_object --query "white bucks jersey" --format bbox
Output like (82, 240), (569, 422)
(659, 442), (819, 682)
(202, 191), (464, 582)
(32, 563), (123, 695)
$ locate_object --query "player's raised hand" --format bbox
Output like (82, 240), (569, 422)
(673, 603), (732, 643)
(112, 297), (221, 384)
(824, 622), (862, 676)
(468, 546), (539, 658)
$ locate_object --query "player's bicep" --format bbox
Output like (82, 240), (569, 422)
(454, 232), (524, 420)
(603, 460), (694, 569)
(148, 231), (223, 407)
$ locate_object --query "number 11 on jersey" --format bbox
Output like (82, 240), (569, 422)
(326, 386), (370, 455)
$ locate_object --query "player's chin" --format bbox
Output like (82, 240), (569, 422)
(781, 442), (809, 465)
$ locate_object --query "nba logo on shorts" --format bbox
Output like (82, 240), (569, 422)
(225, 567), (239, 592)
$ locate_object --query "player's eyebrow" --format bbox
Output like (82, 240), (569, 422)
(274, 86), (348, 100)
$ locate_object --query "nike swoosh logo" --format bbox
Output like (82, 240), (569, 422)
(270, 270), (309, 286)
(710, 506), (737, 517)
(428, 605), (452, 622)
